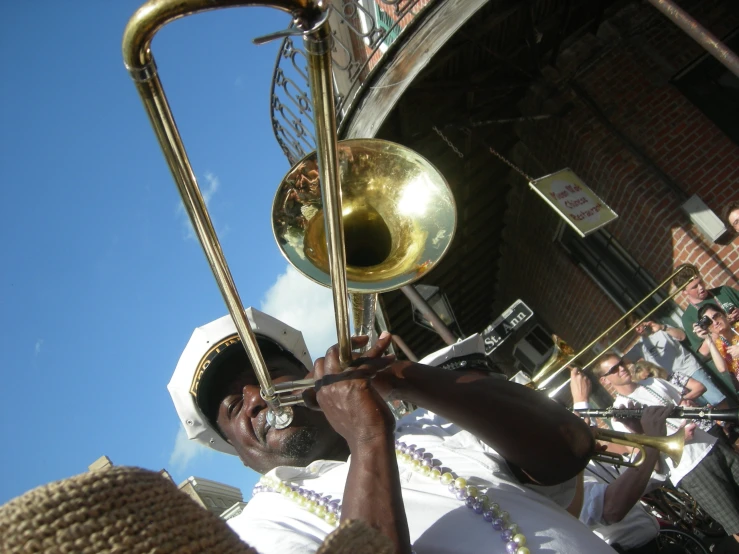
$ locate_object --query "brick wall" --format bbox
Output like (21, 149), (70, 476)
(493, 0), (739, 356)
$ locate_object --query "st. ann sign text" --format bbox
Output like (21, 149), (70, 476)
(482, 300), (533, 354)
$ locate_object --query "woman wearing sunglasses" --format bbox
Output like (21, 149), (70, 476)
(696, 303), (739, 392)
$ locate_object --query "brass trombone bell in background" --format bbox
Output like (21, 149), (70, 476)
(527, 263), (698, 398)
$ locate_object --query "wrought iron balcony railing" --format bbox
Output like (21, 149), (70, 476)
(270, 0), (436, 166)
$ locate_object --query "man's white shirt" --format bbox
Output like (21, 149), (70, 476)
(228, 410), (617, 553)
(611, 378), (716, 485)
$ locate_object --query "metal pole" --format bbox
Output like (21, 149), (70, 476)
(646, 0), (739, 79)
(401, 285), (457, 345)
(391, 335), (418, 362)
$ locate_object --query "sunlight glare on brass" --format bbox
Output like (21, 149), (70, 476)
(272, 139), (456, 294)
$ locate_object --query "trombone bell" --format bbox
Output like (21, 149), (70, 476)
(527, 335), (575, 388)
(272, 139), (456, 294)
(592, 427), (685, 468)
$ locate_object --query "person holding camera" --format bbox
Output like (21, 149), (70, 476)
(673, 266), (739, 401)
(622, 315), (724, 407)
(696, 303), (739, 393)
(674, 267), (739, 355)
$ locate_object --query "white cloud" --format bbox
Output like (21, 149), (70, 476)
(34, 339), (43, 357)
(260, 265), (337, 361)
(201, 172), (220, 204)
(169, 426), (211, 473)
(177, 172), (221, 240)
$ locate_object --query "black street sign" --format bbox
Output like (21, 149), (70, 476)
(482, 300), (533, 354)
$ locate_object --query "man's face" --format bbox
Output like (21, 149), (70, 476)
(213, 353), (345, 474)
(598, 356), (633, 387)
(729, 209), (739, 234)
(684, 278), (707, 302)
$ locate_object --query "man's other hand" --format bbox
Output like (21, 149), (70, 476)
(569, 367), (591, 404)
(640, 405), (672, 437)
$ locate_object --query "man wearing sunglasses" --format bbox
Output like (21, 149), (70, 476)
(595, 352), (739, 545)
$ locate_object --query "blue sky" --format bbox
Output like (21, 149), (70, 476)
(0, 2), (338, 505)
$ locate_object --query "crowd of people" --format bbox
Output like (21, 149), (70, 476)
(568, 263), (739, 553)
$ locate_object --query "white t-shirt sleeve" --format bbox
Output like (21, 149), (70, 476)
(579, 479), (608, 526)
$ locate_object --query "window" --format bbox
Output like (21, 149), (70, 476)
(672, 29), (739, 146)
(512, 325), (554, 374)
(558, 226), (682, 326)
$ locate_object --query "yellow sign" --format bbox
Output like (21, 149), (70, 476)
(529, 169), (618, 237)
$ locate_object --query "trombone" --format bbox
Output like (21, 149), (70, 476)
(122, 1), (685, 471)
(529, 264), (698, 398)
(123, 0), (455, 429)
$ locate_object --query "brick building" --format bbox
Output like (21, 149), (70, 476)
(487, 0), (739, 391)
(271, 0), (738, 399)
(496, 0), (738, 343)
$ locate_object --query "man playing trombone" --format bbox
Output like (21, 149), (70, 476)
(589, 352), (739, 545)
(169, 309), (618, 554)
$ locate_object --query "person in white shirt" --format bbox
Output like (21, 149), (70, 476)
(168, 309), (616, 554)
(592, 352), (739, 545)
(623, 317), (725, 407)
(570, 368), (679, 553)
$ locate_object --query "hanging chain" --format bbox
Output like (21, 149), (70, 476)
(480, 140), (534, 182)
(432, 125), (464, 158)
(432, 125), (534, 182)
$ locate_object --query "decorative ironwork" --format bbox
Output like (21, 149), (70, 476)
(270, 0), (437, 165)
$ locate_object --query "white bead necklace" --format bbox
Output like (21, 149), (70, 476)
(253, 440), (531, 554)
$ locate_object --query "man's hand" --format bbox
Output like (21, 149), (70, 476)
(616, 401), (644, 434)
(569, 367), (591, 403)
(639, 405), (672, 437)
(681, 422), (697, 442)
(647, 321), (662, 333)
(309, 333), (397, 450)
